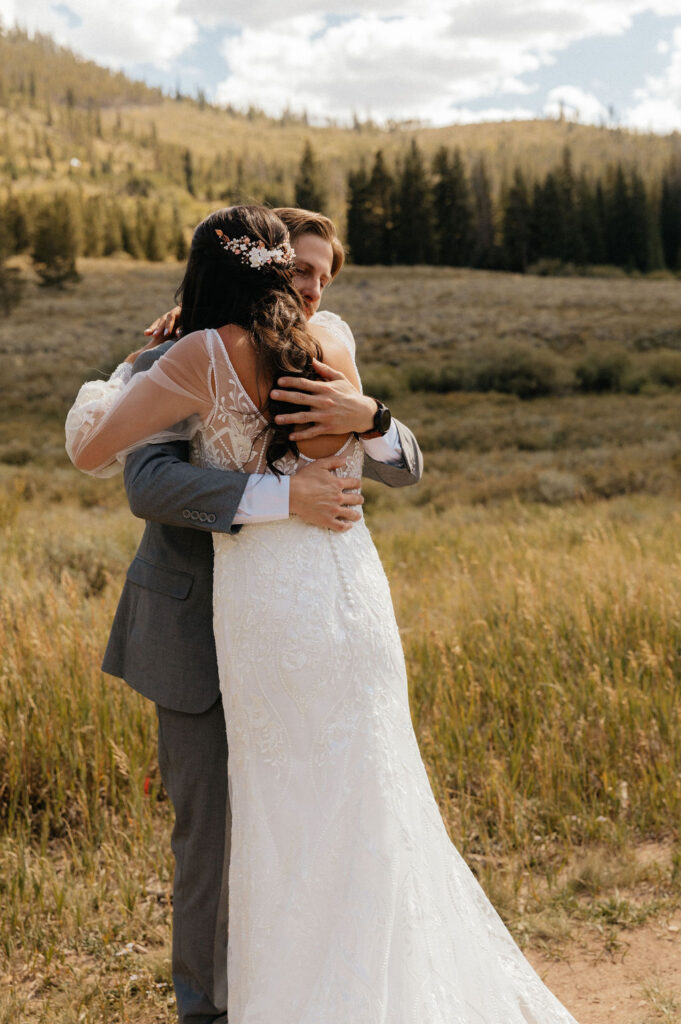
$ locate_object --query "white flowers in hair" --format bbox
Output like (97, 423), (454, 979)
(215, 229), (296, 270)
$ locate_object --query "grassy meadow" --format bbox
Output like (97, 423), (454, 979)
(2, 260), (681, 1022)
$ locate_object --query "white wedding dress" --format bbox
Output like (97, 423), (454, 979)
(66, 312), (578, 1024)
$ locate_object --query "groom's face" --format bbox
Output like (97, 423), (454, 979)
(291, 233), (334, 318)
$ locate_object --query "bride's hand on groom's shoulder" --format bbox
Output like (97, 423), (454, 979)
(126, 306), (182, 365)
(143, 306), (182, 342)
(290, 457), (363, 532)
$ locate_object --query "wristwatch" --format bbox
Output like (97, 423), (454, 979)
(358, 400), (392, 440)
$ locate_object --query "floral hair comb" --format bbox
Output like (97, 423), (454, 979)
(215, 230), (296, 270)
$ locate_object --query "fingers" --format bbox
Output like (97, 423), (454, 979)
(143, 316), (165, 337)
(272, 388), (330, 408)
(275, 377), (326, 394)
(273, 406), (323, 423)
(311, 455), (348, 471)
(323, 506), (361, 531)
(311, 358), (345, 380)
(288, 425), (324, 441)
(327, 519), (353, 533)
(275, 410), (321, 426)
(340, 491), (363, 504)
(144, 309), (180, 339)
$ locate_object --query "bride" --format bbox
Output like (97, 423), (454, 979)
(66, 205), (578, 1024)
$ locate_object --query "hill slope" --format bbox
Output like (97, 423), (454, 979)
(1, 28), (680, 231)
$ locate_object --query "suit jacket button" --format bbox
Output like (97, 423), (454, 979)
(208, 514), (216, 523)
(182, 509), (191, 518)
(199, 512), (208, 522)
(190, 510), (199, 520)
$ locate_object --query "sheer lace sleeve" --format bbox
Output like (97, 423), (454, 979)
(65, 331), (216, 477)
(311, 311), (361, 390)
(312, 311), (357, 357)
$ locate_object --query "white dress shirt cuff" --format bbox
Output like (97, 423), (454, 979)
(232, 474), (290, 525)
(360, 421), (403, 466)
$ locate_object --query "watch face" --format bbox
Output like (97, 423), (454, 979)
(376, 405), (392, 435)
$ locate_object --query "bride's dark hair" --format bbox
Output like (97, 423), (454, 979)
(175, 204), (321, 471)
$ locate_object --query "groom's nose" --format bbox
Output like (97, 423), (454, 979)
(303, 278), (322, 302)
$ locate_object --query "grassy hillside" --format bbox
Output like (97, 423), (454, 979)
(1, 28), (681, 233)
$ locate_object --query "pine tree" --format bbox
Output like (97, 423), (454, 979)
(364, 150), (395, 264)
(0, 203), (24, 314)
(184, 148), (196, 197)
(629, 169), (653, 272)
(432, 147), (473, 266)
(102, 200), (124, 256)
(346, 161), (371, 264)
(470, 157), (495, 268)
(294, 142), (327, 212)
(83, 195), (105, 256)
(534, 172), (565, 260)
(31, 193), (81, 287)
(121, 206), (143, 259)
(3, 193), (30, 253)
(394, 140), (432, 264)
(502, 167), (531, 272)
(660, 160), (681, 269)
(141, 202), (165, 261)
(556, 147), (585, 265)
(172, 206), (188, 261)
(576, 174), (607, 266)
(605, 164), (632, 267)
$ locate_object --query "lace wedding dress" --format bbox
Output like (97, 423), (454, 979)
(66, 313), (578, 1024)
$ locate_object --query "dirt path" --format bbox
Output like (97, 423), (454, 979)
(528, 910), (681, 1023)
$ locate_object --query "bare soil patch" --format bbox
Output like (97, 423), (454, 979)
(530, 912), (681, 1023)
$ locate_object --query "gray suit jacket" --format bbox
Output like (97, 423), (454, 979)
(102, 341), (424, 713)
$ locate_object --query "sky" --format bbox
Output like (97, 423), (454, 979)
(4, 1), (681, 133)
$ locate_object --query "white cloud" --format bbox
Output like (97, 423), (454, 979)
(0, 0), (197, 70)
(216, 8), (552, 125)
(625, 23), (681, 132)
(212, 2), (681, 126)
(543, 85), (610, 124)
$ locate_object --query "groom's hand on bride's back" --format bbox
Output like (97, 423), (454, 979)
(290, 457), (363, 532)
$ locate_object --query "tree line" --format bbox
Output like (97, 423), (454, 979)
(0, 190), (187, 299)
(4, 139), (681, 306)
(346, 141), (681, 273)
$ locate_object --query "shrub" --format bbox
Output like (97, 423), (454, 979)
(0, 261), (24, 314)
(407, 345), (568, 399)
(470, 343), (567, 399)
(648, 352), (681, 388)
(575, 351), (629, 393)
(406, 363), (465, 393)
(359, 364), (406, 400)
(633, 328), (681, 351)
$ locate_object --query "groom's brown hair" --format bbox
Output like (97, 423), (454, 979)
(273, 208), (345, 279)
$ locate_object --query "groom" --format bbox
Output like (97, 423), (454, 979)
(106, 207), (422, 1024)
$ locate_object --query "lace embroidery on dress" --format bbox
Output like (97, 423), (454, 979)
(192, 328), (363, 483)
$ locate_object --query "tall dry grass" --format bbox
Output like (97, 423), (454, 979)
(2, 472), (681, 1018)
(3, 262), (681, 1018)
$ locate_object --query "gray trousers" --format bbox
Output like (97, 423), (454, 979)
(156, 698), (231, 1024)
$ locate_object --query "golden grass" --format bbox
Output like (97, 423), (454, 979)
(2, 467), (681, 1018)
(3, 263), (681, 1018)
